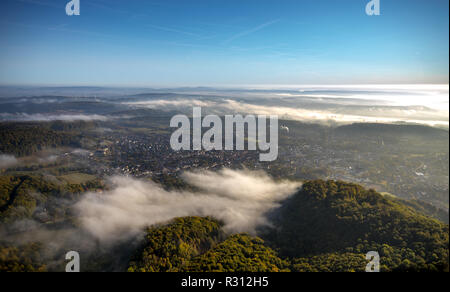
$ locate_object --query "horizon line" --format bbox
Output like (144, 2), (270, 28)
(0, 83), (448, 89)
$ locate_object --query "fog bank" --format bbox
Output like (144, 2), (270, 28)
(75, 169), (301, 243)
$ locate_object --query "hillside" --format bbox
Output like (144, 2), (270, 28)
(128, 217), (223, 272)
(0, 179), (448, 272)
(263, 180), (449, 272)
(0, 123), (82, 157)
(335, 123), (449, 139)
(0, 174), (103, 223)
(128, 217), (289, 273)
(128, 181), (449, 272)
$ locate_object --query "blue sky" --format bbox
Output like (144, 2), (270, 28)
(0, 0), (448, 86)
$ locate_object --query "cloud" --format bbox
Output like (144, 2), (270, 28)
(0, 113), (110, 122)
(219, 100), (450, 127)
(146, 24), (203, 38)
(123, 84), (449, 127)
(37, 155), (59, 164)
(224, 20), (280, 44)
(71, 149), (91, 157)
(124, 99), (214, 109)
(75, 169), (301, 244)
(0, 169), (299, 271)
(0, 155), (19, 169)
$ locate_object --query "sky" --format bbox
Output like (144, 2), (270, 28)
(0, 0), (448, 87)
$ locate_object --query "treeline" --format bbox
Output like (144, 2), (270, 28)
(48, 120), (96, 132)
(335, 123), (449, 140)
(0, 123), (83, 157)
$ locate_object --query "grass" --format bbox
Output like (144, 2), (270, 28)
(58, 173), (96, 184)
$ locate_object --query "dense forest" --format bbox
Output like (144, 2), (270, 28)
(263, 180), (449, 272)
(0, 176), (448, 272)
(0, 123), (84, 157)
(0, 242), (47, 272)
(391, 197), (449, 224)
(127, 181), (449, 272)
(128, 217), (290, 273)
(0, 174), (105, 272)
(128, 217), (223, 272)
(182, 234), (290, 272)
(0, 174), (103, 223)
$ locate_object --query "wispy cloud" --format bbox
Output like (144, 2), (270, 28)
(223, 19), (280, 44)
(146, 24), (203, 38)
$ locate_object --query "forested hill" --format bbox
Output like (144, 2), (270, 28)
(0, 179), (448, 272)
(335, 123), (449, 138)
(263, 180), (449, 272)
(128, 181), (449, 272)
(0, 174), (103, 223)
(127, 217), (290, 273)
(0, 122), (91, 157)
(390, 197), (449, 224)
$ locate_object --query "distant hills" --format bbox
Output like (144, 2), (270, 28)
(336, 123), (449, 137)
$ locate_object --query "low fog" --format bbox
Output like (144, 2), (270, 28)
(0, 169), (301, 269)
(0, 154), (18, 169)
(125, 96), (449, 127)
(0, 113), (110, 122)
(1, 85), (448, 127)
(76, 169), (301, 243)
